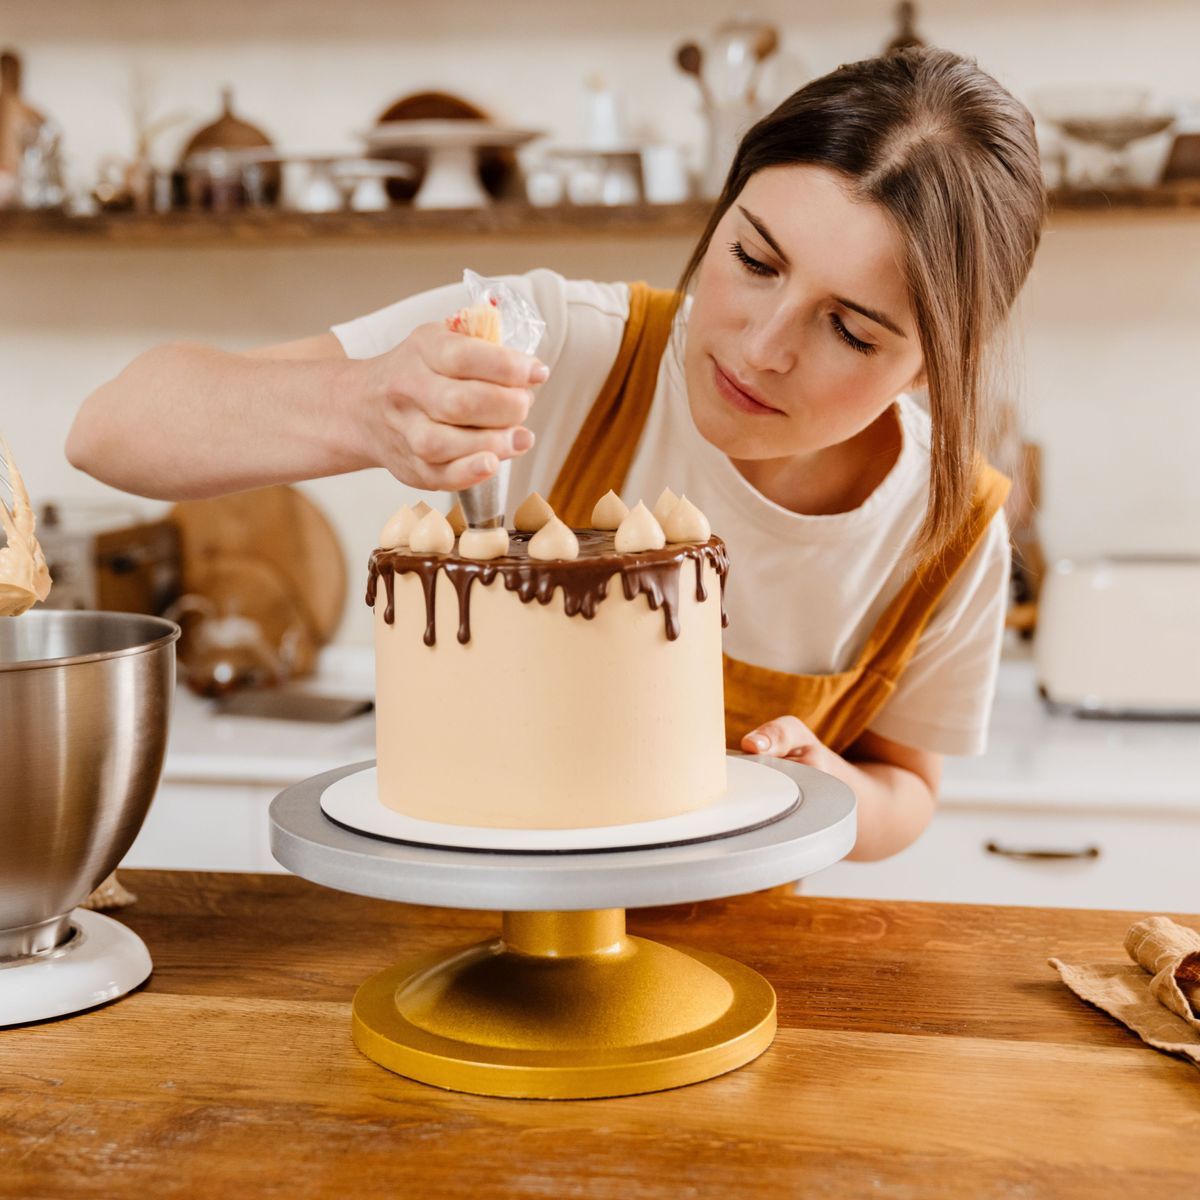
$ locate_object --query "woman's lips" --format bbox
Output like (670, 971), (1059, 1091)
(711, 358), (782, 416)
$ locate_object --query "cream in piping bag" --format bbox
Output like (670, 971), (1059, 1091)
(447, 270), (546, 529)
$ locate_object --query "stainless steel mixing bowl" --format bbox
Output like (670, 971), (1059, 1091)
(0, 611), (179, 961)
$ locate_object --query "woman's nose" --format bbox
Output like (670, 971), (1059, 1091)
(741, 308), (798, 375)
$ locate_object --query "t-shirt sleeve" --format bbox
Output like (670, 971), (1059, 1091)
(866, 509), (1012, 757)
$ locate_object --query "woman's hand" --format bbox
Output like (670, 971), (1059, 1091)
(345, 321), (549, 491)
(740, 722), (944, 861)
(741, 715), (836, 772)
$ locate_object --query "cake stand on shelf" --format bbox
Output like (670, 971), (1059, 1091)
(269, 754), (855, 1100)
(361, 120), (543, 209)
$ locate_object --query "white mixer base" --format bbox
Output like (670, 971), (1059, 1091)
(0, 908), (152, 1027)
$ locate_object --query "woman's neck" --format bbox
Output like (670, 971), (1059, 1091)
(729, 402), (903, 516)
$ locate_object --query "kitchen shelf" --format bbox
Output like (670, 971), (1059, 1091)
(2, 184), (1199, 247)
(0, 201), (715, 246)
(1048, 181), (1200, 213)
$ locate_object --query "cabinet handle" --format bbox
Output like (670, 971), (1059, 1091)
(984, 840), (1101, 861)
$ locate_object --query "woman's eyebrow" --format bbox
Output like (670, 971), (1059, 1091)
(835, 298), (907, 340)
(737, 205), (790, 264)
(737, 204), (908, 340)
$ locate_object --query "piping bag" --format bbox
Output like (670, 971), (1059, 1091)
(446, 270), (546, 529)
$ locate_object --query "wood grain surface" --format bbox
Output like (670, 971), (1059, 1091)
(3, 871), (1198, 1199)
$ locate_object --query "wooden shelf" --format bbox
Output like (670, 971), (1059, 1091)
(1049, 181), (1200, 213)
(2, 184), (1198, 247)
(0, 201), (715, 246)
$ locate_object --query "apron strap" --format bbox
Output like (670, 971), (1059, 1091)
(548, 282), (680, 526)
(857, 459), (1012, 684)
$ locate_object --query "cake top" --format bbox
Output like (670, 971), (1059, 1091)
(367, 489), (728, 646)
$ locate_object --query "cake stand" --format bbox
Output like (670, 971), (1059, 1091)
(269, 755), (855, 1100)
(361, 120), (544, 209)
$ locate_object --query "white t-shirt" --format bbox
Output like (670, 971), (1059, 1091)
(332, 268), (1011, 756)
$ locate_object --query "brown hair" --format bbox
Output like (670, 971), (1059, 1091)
(677, 47), (1045, 556)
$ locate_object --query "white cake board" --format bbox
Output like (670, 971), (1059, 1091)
(320, 757), (799, 853)
(0, 909), (152, 1027)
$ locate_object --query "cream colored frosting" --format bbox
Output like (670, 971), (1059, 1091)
(409, 509), (456, 554)
(459, 527), (510, 560)
(0, 439), (51, 617)
(615, 501), (666, 553)
(379, 504), (419, 549)
(652, 487), (679, 526)
(513, 492), (555, 532)
(528, 516), (580, 560)
(591, 489), (629, 530)
(447, 500), (468, 535)
(663, 495), (712, 544)
(450, 301), (502, 343)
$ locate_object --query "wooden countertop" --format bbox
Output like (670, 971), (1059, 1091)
(4, 871), (1198, 1198)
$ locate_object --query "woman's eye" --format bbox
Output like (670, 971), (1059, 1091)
(728, 241), (775, 277)
(830, 313), (877, 356)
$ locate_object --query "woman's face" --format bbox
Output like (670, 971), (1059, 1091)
(684, 165), (925, 462)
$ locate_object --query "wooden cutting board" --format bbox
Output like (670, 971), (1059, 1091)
(169, 485), (347, 677)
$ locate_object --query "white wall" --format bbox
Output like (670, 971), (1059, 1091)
(1, 0), (1197, 647)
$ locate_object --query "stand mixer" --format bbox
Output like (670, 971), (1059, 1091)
(0, 611), (178, 1025)
(270, 754), (855, 1099)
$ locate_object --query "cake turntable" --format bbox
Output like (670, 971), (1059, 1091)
(269, 754), (855, 1100)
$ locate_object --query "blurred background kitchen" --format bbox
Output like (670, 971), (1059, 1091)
(2, 0), (1197, 906)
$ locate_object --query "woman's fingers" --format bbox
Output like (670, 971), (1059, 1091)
(408, 414), (535, 467)
(423, 373), (536, 429)
(419, 322), (549, 388)
(742, 716), (816, 757)
(390, 450), (502, 493)
(430, 452), (503, 491)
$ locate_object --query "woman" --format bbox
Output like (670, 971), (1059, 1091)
(67, 48), (1046, 862)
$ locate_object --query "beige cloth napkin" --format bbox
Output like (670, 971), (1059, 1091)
(1050, 915), (1200, 1070)
(81, 870), (137, 911)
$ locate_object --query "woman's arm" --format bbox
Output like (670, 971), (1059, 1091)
(742, 718), (942, 861)
(66, 327), (546, 502)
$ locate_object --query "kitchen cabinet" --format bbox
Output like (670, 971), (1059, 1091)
(123, 780), (284, 873)
(802, 805), (1200, 911)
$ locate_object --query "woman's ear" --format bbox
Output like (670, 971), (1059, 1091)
(907, 363), (927, 391)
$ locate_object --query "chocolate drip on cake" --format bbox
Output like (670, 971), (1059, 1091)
(367, 531), (728, 645)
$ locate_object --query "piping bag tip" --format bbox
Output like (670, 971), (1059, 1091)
(457, 458), (511, 530)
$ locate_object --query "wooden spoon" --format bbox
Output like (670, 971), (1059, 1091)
(675, 41), (712, 108)
(749, 26), (781, 106)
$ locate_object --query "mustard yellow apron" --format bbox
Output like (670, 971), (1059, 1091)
(548, 282), (1011, 754)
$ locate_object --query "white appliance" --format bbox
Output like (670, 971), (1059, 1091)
(1035, 556), (1200, 717)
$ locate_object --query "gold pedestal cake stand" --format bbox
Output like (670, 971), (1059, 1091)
(269, 757), (855, 1100)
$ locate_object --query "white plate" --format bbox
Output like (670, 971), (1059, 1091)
(320, 756), (800, 854)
